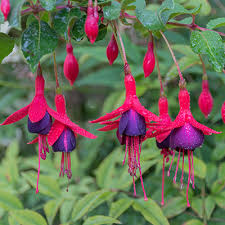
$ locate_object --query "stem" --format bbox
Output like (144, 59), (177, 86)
(199, 55), (207, 78)
(68, 26), (71, 43)
(160, 31), (184, 81)
(154, 40), (164, 95)
(53, 52), (60, 88)
(114, 21), (128, 65)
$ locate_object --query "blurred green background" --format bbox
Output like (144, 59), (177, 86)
(0, 0), (225, 224)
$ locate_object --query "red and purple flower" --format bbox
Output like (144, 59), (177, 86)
(90, 64), (159, 200)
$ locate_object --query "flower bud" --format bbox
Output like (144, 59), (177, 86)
(63, 43), (79, 86)
(143, 41), (155, 78)
(222, 101), (225, 123)
(85, 0), (99, 44)
(1, 0), (10, 21)
(198, 80), (213, 118)
(106, 34), (118, 65)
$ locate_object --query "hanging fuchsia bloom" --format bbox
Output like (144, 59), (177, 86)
(198, 79), (213, 118)
(166, 88), (220, 207)
(222, 101), (225, 123)
(47, 94), (97, 181)
(85, 0), (99, 44)
(143, 41), (155, 78)
(106, 34), (118, 65)
(1, 64), (53, 193)
(64, 43), (79, 85)
(90, 64), (159, 200)
(1, 0), (10, 21)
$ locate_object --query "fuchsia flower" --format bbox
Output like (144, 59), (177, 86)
(90, 64), (159, 200)
(222, 101), (225, 123)
(143, 41), (155, 78)
(165, 87), (220, 207)
(1, 64), (52, 193)
(106, 34), (119, 65)
(198, 79), (213, 118)
(47, 94), (97, 181)
(85, 0), (99, 44)
(1, 0), (10, 21)
(63, 43), (79, 86)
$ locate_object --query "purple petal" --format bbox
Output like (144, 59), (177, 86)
(156, 134), (171, 149)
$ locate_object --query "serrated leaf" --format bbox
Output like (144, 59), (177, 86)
(21, 20), (58, 72)
(10, 210), (47, 225)
(162, 197), (187, 218)
(83, 216), (121, 225)
(39, 0), (56, 11)
(132, 199), (169, 225)
(0, 33), (14, 63)
(71, 190), (115, 222)
(109, 198), (133, 219)
(8, 0), (26, 29)
(0, 190), (23, 210)
(22, 172), (61, 198)
(190, 30), (225, 72)
(103, 1), (121, 20)
(207, 18), (225, 29)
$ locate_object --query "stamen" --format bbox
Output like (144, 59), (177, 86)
(167, 151), (175, 176)
(180, 150), (184, 188)
(67, 153), (72, 179)
(173, 149), (180, 183)
(59, 152), (65, 177)
(39, 135), (46, 160)
(123, 136), (128, 165)
(186, 151), (191, 207)
(36, 135), (41, 194)
(137, 137), (148, 201)
(191, 151), (195, 189)
(161, 153), (165, 206)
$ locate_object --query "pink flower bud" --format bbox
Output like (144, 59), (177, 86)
(63, 43), (79, 86)
(85, 0), (99, 44)
(222, 101), (225, 123)
(198, 79), (213, 118)
(106, 34), (118, 65)
(1, 0), (10, 21)
(143, 41), (155, 78)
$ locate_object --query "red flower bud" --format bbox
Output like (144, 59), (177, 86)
(85, 0), (99, 44)
(222, 101), (225, 123)
(106, 34), (118, 65)
(1, 0), (10, 21)
(63, 43), (79, 86)
(198, 79), (213, 118)
(143, 41), (155, 78)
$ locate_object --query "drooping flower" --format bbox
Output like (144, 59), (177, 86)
(143, 41), (155, 78)
(85, 0), (99, 44)
(1, 0), (10, 21)
(166, 87), (220, 207)
(47, 94), (97, 182)
(106, 34), (118, 65)
(90, 64), (159, 200)
(63, 43), (79, 85)
(222, 101), (225, 123)
(1, 64), (53, 193)
(198, 79), (213, 118)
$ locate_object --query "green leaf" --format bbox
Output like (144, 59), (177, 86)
(22, 172), (61, 198)
(95, 24), (107, 42)
(184, 219), (204, 225)
(162, 197), (187, 218)
(121, 0), (136, 10)
(191, 198), (203, 218)
(21, 20), (58, 72)
(211, 180), (225, 194)
(184, 0), (211, 16)
(0, 33), (14, 63)
(132, 199), (169, 225)
(72, 15), (86, 41)
(83, 216), (121, 225)
(0, 11), (4, 24)
(207, 18), (225, 29)
(109, 198), (133, 219)
(60, 198), (77, 224)
(103, 1), (121, 20)
(39, 0), (56, 11)
(10, 210), (47, 225)
(218, 163), (225, 180)
(8, 0), (26, 29)
(53, 7), (81, 39)
(0, 190), (23, 210)
(205, 196), (215, 220)
(213, 192), (225, 209)
(44, 199), (64, 225)
(8, 215), (20, 225)
(72, 190), (115, 222)
(190, 30), (225, 72)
